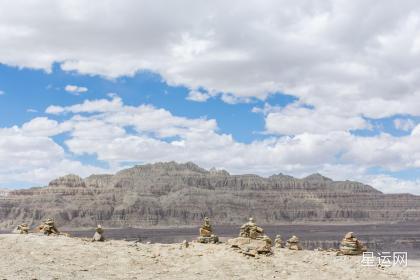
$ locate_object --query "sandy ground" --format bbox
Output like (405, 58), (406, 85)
(0, 234), (418, 280)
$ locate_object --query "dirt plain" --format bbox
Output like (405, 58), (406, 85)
(0, 233), (419, 280)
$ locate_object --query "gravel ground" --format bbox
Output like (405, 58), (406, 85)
(0, 234), (418, 280)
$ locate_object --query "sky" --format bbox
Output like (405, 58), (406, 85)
(1, 0), (420, 194)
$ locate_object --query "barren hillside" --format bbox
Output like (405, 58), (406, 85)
(0, 234), (418, 280)
(1, 162), (420, 229)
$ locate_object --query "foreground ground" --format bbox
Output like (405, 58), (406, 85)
(0, 234), (418, 280)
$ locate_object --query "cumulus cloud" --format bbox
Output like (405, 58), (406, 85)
(1, 96), (420, 193)
(40, 97), (420, 193)
(364, 175), (420, 194)
(263, 103), (370, 135)
(1, 0), (420, 120)
(186, 90), (211, 102)
(21, 117), (70, 137)
(46, 97), (123, 114)
(2, 1), (420, 194)
(0, 126), (105, 186)
(64, 84), (88, 94)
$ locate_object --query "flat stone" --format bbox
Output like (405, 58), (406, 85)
(344, 232), (354, 239)
(228, 237), (272, 255)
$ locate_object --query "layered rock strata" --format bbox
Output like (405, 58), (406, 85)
(0, 162), (420, 229)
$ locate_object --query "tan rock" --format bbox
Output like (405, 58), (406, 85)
(286, 235), (302, 250)
(197, 217), (219, 243)
(13, 223), (30, 234)
(344, 232), (354, 239)
(274, 234), (284, 248)
(38, 218), (60, 236)
(228, 236), (272, 256)
(339, 232), (367, 255)
(239, 217), (265, 239)
(197, 235), (219, 244)
(199, 217), (213, 237)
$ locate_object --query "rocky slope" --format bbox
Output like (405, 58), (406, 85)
(0, 234), (418, 280)
(1, 162), (420, 229)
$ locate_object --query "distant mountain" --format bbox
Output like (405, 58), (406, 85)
(1, 161), (420, 229)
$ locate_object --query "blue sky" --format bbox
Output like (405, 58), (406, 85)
(1, 63), (419, 193)
(1, 1), (420, 194)
(0, 64), (272, 143)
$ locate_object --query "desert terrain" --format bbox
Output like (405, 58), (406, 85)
(0, 234), (418, 280)
(66, 223), (420, 258)
(1, 163), (419, 279)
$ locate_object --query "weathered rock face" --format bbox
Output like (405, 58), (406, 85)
(1, 161), (420, 229)
(48, 175), (86, 188)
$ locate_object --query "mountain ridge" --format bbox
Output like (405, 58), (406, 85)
(1, 161), (419, 229)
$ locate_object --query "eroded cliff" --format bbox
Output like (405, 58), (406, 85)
(1, 162), (420, 229)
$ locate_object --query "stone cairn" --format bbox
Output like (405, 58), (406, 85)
(339, 232), (367, 255)
(239, 217), (265, 239)
(14, 223), (30, 234)
(228, 217), (272, 256)
(38, 218), (60, 236)
(274, 234), (284, 248)
(197, 217), (219, 244)
(92, 225), (105, 242)
(286, 235), (302, 250)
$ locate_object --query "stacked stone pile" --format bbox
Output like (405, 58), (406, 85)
(286, 235), (302, 250)
(239, 218), (265, 239)
(229, 217), (272, 256)
(38, 218), (60, 236)
(197, 217), (219, 244)
(339, 232), (367, 255)
(274, 234), (284, 248)
(13, 223), (29, 234)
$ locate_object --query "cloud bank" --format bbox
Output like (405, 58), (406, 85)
(1, 0), (420, 112)
(1, 1), (420, 193)
(1, 96), (419, 193)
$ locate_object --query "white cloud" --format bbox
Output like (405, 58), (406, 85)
(186, 90), (210, 102)
(264, 103), (369, 135)
(1, 96), (420, 193)
(0, 126), (105, 186)
(0, 127), (64, 170)
(2, 0), (420, 120)
(252, 103), (277, 115)
(38, 97), (420, 194)
(394, 118), (416, 131)
(21, 117), (70, 137)
(65, 84), (88, 94)
(2, 1), (420, 194)
(364, 174), (420, 194)
(0, 90), (4, 95)
(46, 96), (123, 114)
